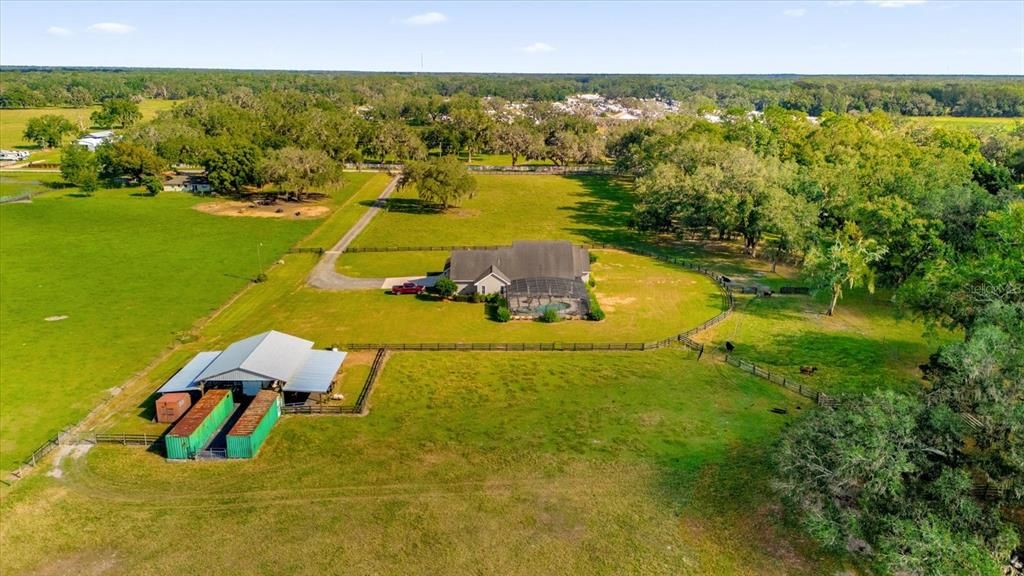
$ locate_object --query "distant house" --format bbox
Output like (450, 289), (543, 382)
(163, 171), (212, 193)
(156, 330), (347, 402)
(75, 130), (115, 151)
(609, 111), (640, 121)
(444, 241), (591, 318)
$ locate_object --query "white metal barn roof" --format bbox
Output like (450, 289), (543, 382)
(197, 331), (314, 382)
(157, 351), (221, 394)
(284, 350), (348, 393)
(158, 331), (346, 395)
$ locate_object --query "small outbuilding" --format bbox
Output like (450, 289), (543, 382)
(154, 392), (192, 424)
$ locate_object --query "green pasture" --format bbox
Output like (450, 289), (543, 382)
(0, 349), (839, 575)
(907, 115), (1022, 133)
(0, 171), (377, 471)
(0, 100), (176, 162)
(351, 175), (638, 248)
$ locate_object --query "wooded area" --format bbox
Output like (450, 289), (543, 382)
(3, 68), (1023, 116)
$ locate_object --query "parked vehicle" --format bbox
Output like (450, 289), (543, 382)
(391, 282), (425, 295)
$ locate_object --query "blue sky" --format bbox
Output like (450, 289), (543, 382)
(1, 1), (1021, 74)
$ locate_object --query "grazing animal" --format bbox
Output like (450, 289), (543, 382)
(800, 365), (818, 375)
(725, 341), (735, 353)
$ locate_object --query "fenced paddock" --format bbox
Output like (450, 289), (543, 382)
(724, 355), (833, 406)
(283, 349), (387, 416)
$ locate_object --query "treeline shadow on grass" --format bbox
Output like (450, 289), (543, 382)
(360, 197), (444, 214)
(561, 176), (640, 247)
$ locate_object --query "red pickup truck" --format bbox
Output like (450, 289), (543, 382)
(391, 281), (426, 295)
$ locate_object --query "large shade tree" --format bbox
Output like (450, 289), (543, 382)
(262, 147), (338, 200)
(399, 156), (478, 210)
(23, 114), (77, 148)
(59, 144), (100, 193)
(91, 98), (142, 128)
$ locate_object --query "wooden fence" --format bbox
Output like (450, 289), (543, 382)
(342, 163), (616, 175)
(724, 355), (833, 406)
(355, 349), (387, 412)
(288, 247), (326, 255)
(22, 429), (70, 467)
(282, 404), (356, 415)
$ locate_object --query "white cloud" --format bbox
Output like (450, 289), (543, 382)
(402, 12), (447, 26)
(783, 8), (807, 17)
(47, 26), (72, 37)
(865, 0), (926, 7)
(88, 22), (136, 34)
(826, 0), (925, 7)
(524, 42), (555, 54)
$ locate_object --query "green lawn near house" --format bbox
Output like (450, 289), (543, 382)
(0, 172), (379, 471)
(0, 349), (840, 576)
(336, 250), (449, 278)
(199, 249), (722, 352)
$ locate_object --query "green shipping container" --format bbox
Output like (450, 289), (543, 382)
(165, 389), (234, 460)
(225, 390), (280, 459)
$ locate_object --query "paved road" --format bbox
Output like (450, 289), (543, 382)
(307, 174), (399, 290)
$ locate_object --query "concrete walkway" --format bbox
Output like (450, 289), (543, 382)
(307, 175), (399, 290)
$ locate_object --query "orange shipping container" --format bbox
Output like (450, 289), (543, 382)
(155, 392), (193, 423)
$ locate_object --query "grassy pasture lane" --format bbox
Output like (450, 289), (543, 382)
(0, 172), (377, 471)
(0, 349), (840, 575)
(0, 100), (177, 163)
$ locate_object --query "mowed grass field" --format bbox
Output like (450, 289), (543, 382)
(0, 350), (840, 576)
(0, 171), (380, 471)
(908, 115), (1023, 132)
(349, 175), (637, 249)
(0, 100), (177, 161)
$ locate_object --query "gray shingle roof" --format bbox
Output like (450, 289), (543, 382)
(449, 241), (589, 283)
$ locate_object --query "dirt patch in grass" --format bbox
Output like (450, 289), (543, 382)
(447, 207), (481, 218)
(27, 550), (119, 576)
(195, 200), (330, 220)
(596, 295), (635, 312)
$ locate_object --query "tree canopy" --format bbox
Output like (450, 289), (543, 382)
(399, 156), (478, 209)
(23, 114), (77, 148)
